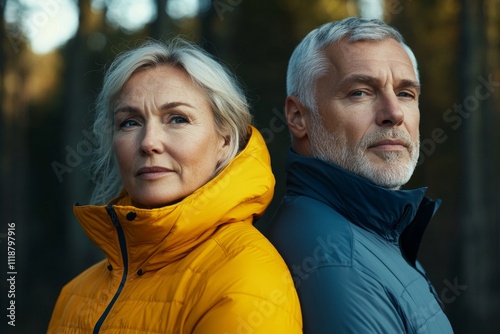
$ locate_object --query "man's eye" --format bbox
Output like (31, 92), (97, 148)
(350, 90), (366, 97)
(398, 92), (414, 98)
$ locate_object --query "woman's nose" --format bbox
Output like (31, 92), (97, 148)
(140, 123), (164, 155)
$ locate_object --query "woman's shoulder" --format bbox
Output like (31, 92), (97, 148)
(205, 222), (297, 293)
(190, 223), (302, 333)
(211, 222), (282, 259)
(204, 222), (291, 279)
(57, 259), (109, 297)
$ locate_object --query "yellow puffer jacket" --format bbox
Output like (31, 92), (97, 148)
(47, 127), (302, 333)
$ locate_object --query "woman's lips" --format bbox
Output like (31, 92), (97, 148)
(136, 166), (173, 179)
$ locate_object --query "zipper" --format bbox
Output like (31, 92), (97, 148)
(397, 205), (445, 310)
(93, 205), (129, 334)
(393, 204), (411, 231)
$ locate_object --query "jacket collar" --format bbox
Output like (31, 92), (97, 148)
(286, 150), (440, 265)
(74, 126), (275, 275)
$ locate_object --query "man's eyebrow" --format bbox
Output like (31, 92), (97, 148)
(338, 74), (421, 93)
(398, 79), (421, 94)
(337, 74), (379, 88)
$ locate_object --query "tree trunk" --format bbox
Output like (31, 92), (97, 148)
(61, 0), (101, 275)
(458, 0), (500, 332)
(0, 0), (30, 323)
(151, 0), (170, 40)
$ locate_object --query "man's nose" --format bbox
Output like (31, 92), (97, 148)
(375, 93), (404, 127)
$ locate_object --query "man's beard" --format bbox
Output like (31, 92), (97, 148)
(309, 112), (420, 189)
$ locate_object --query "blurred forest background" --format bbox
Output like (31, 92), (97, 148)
(0, 0), (499, 332)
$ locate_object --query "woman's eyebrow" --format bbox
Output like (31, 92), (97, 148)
(159, 101), (196, 111)
(113, 102), (196, 115)
(114, 105), (140, 115)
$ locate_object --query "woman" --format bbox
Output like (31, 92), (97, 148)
(47, 39), (302, 333)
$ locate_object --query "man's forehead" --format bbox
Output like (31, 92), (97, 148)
(321, 39), (417, 80)
(323, 38), (406, 59)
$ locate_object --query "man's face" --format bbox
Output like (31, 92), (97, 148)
(308, 38), (421, 189)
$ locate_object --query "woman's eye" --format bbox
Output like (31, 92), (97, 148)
(119, 119), (139, 128)
(170, 115), (189, 124)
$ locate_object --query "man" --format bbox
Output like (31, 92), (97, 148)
(267, 17), (454, 333)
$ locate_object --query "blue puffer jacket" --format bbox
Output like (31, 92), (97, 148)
(267, 151), (454, 334)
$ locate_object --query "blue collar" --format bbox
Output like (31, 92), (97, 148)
(286, 150), (440, 265)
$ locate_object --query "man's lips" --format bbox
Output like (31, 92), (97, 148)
(369, 139), (409, 150)
(136, 166), (173, 178)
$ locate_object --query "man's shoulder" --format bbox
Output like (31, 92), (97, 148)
(270, 196), (352, 237)
(271, 195), (348, 230)
(266, 195), (354, 268)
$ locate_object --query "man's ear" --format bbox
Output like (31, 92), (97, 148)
(285, 95), (309, 140)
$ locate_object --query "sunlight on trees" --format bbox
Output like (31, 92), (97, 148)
(4, 0), (78, 54)
(4, 0), (201, 55)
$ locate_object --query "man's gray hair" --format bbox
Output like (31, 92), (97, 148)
(286, 17), (419, 112)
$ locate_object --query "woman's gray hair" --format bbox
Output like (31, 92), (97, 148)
(90, 38), (251, 204)
(286, 17), (419, 112)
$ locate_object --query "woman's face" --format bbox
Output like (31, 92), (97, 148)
(112, 65), (229, 208)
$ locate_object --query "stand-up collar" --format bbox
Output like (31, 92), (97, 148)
(73, 126), (275, 275)
(286, 150), (440, 264)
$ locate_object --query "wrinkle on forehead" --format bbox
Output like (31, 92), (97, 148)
(317, 39), (418, 94)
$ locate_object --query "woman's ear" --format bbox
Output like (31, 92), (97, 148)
(217, 132), (231, 163)
(223, 135), (230, 147)
(285, 95), (309, 140)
